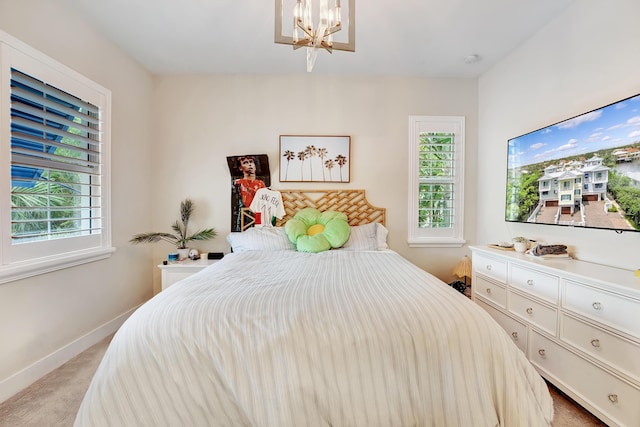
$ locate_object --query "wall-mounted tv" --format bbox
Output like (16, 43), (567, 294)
(506, 93), (640, 233)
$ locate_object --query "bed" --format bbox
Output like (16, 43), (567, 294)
(75, 190), (553, 426)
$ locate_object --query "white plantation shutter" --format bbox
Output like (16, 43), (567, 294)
(408, 116), (465, 247)
(10, 68), (103, 243)
(418, 132), (455, 229)
(1, 31), (113, 283)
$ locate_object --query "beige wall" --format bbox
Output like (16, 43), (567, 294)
(150, 75), (478, 291)
(6, 0), (636, 406)
(0, 0), (154, 400)
(477, 0), (640, 270)
(7, 0), (637, 405)
(0, 1), (479, 400)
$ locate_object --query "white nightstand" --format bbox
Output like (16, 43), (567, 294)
(158, 258), (219, 290)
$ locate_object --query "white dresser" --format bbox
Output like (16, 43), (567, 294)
(470, 246), (640, 427)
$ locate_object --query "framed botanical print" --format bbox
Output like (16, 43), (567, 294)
(279, 135), (350, 182)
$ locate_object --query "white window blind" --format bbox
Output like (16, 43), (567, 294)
(418, 132), (455, 229)
(408, 116), (465, 247)
(10, 69), (103, 244)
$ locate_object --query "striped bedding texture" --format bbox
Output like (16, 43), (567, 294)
(75, 250), (553, 426)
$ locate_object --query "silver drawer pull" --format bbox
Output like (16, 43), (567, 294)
(538, 349), (546, 357)
(486, 288), (492, 294)
(526, 307), (533, 315)
(486, 265), (492, 271)
(591, 339), (601, 348)
(511, 332), (518, 340)
(526, 279), (534, 286)
(608, 394), (618, 404)
(592, 302), (602, 310)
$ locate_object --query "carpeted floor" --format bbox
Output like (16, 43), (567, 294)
(0, 334), (607, 426)
(0, 335), (114, 427)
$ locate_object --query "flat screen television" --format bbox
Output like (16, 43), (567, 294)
(506, 93), (640, 233)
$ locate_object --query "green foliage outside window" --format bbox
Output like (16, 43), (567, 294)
(11, 169), (84, 241)
(11, 126), (89, 242)
(418, 133), (454, 228)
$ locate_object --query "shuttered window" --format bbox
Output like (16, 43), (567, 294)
(10, 69), (102, 243)
(1, 31), (113, 283)
(418, 132), (455, 228)
(408, 116), (465, 247)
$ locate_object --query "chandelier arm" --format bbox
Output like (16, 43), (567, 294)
(319, 41), (333, 53)
(293, 41), (332, 53)
(295, 20), (315, 40)
(323, 23), (342, 37)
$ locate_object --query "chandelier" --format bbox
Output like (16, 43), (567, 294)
(275, 0), (355, 72)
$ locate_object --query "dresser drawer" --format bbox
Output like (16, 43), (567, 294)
(473, 252), (507, 284)
(510, 264), (559, 304)
(530, 330), (640, 427)
(476, 299), (527, 354)
(563, 280), (640, 339)
(509, 291), (557, 336)
(561, 314), (640, 384)
(474, 275), (507, 308)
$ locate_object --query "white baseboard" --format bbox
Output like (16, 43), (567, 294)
(0, 306), (139, 403)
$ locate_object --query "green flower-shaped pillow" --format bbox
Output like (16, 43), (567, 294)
(285, 208), (350, 253)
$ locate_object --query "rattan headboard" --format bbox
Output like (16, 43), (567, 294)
(240, 189), (385, 230)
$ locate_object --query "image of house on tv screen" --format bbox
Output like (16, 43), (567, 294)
(505, 94), (640, 232)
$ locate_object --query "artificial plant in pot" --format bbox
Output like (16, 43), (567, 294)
(130, 198), (216, 260)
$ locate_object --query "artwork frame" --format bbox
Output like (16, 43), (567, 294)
(279, 135), (351, 183)
(226, 154), (271, 232)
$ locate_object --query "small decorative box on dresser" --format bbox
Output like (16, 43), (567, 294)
(470, 246), (640, 427)
(158, 258), (219, 291)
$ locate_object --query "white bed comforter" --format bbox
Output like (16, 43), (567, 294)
(75, 250), (553, 427)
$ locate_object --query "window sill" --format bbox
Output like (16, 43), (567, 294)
(0, 247), (116, 285)
(408, 238), (466, 248)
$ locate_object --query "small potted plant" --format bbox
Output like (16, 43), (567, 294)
(512, 236), (529, 253)
(130, 198), (216, 260)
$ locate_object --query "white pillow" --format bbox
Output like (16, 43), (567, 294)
(341, 222), (389, 251)
(226, 227), (295, 252)
(375, 223), (389, 250)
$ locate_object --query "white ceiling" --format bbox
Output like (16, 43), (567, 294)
(65, 0), (575, 77)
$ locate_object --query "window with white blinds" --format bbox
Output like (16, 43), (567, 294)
(1, 31), (113, 283)
(418, 132), (455, 228)
(10, 69), (102, 243)
(408, 116), (465, 247)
